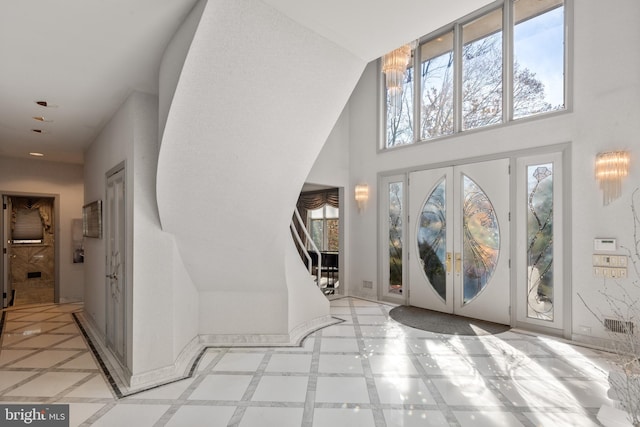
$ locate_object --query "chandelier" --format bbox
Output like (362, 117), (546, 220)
(382, 43), (414, 114)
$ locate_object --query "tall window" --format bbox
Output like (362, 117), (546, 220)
(309, 205), (339, 251)
(462, 8), (503, 130)
(420, 31), (454, 139)
(385, 59), (414, 147)
(526, 163), (554, 321)
(388, 182), (403, 294)
(514, 0), (565, 118)
(383, 0), (566, 149)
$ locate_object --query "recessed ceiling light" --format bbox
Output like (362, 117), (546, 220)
(29, 152), (44, 157)
(32, 129), (45, 133)
(32, 116), (52, 122)
(35, 101), (58, 108)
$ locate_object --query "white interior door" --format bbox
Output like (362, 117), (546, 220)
(106, 168), (126, 364)
(409, 159), (510, 324)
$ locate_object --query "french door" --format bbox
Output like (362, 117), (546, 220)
(408, 159), (510, 324)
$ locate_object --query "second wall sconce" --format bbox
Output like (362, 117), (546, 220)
(355, 184), (369, 211)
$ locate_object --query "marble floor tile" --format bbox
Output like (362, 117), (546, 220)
(52, 336), (87, 350)
(90, 403), (169, 427)
(6, 333), (73, 349)
(318, 354), (364, 374)
(0, 298), (616, 427)
(264, 353), (312, 373)
(187, 374), (252, 401)
(5, 371), (90, 397)
(64, 374), (114, 399)
(431, 377), (504, 407)
(211, 352), (265, 372)
(418, 354), (477, 377)
(57, 352), (99, 370)
(523, 410), (601, 427)
(0, 349), (37, 366)
(64, 402), (106, 427)
(321, 324), (357, 337)
(453, 410), (525, 427)
(315, 377), (370, 404)
(127, 377), (195, 400)
(383, 409), (449, 427)
(9, 349), (82, 369)
(374, 376), (436, 405)
(329, 306), (353, 315)
(274, 337), (315, 352)
(240, 407), (304, 427)
(320, 338), (360, 353)
(313, 408), (376, 427)
(368, 354), (419, 376)
(362, 338), (409, 355)
(356, 315), (389, 325)
(493, 378), (610, 408)
(0, 370), (40, 392)
(251, 375), (308, 402)
(164, 405), (236, 427)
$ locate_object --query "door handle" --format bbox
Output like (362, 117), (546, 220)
(446, 252), (452, 272)
(455, 253), (462, 274)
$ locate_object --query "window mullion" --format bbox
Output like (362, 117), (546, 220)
(413, 44), (421, 144)
(453, 23), (463, 133)
(504, 0), (514, 123)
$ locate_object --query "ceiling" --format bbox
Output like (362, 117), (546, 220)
(0, 0), (491, 165)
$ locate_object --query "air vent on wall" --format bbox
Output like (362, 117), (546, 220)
(604, 318), (635, 334)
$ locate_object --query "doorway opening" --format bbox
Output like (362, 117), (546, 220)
(295, 185), (343, 296)
(2, 194), (58, 307)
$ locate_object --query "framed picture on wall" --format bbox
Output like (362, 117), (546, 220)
(82, 200), (102, 239)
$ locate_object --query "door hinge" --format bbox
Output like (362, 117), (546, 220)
(2, 203), (6, 210)
(508, 259), (511, 268)
(508, 164), (511, 174)
(3, 248), (6, 254)
(509, 305), (511, 315)
(508, 212), (511, 221)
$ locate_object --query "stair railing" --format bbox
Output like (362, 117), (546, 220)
(291, 208), (321, 287)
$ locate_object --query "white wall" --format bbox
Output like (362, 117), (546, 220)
(0, 157), (84, 303)
(159, 0), (207, 142)
(343, 0), (640, 341)
(84, 91), (198, 376)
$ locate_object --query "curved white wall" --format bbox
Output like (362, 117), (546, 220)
(159, 0), (207, 142)
(157, 0), (365, 337)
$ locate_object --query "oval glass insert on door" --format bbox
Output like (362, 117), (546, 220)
(462, 174), (500, 304)
(417, 177), (447, 301)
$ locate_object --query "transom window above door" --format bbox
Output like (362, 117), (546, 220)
(383, 0), (567, 149)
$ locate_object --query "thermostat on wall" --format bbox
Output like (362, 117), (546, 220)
(594, 238), (617, 251)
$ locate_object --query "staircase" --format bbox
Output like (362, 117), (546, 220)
(155, 0), (364, 341)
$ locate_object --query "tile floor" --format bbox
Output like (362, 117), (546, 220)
(0, 298), (616, 426)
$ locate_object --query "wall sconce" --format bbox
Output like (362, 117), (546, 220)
(595, 151), (630, 205)
(355, 184), (369, 211)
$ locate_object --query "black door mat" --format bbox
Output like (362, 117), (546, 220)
(389, 305), (510, 336)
